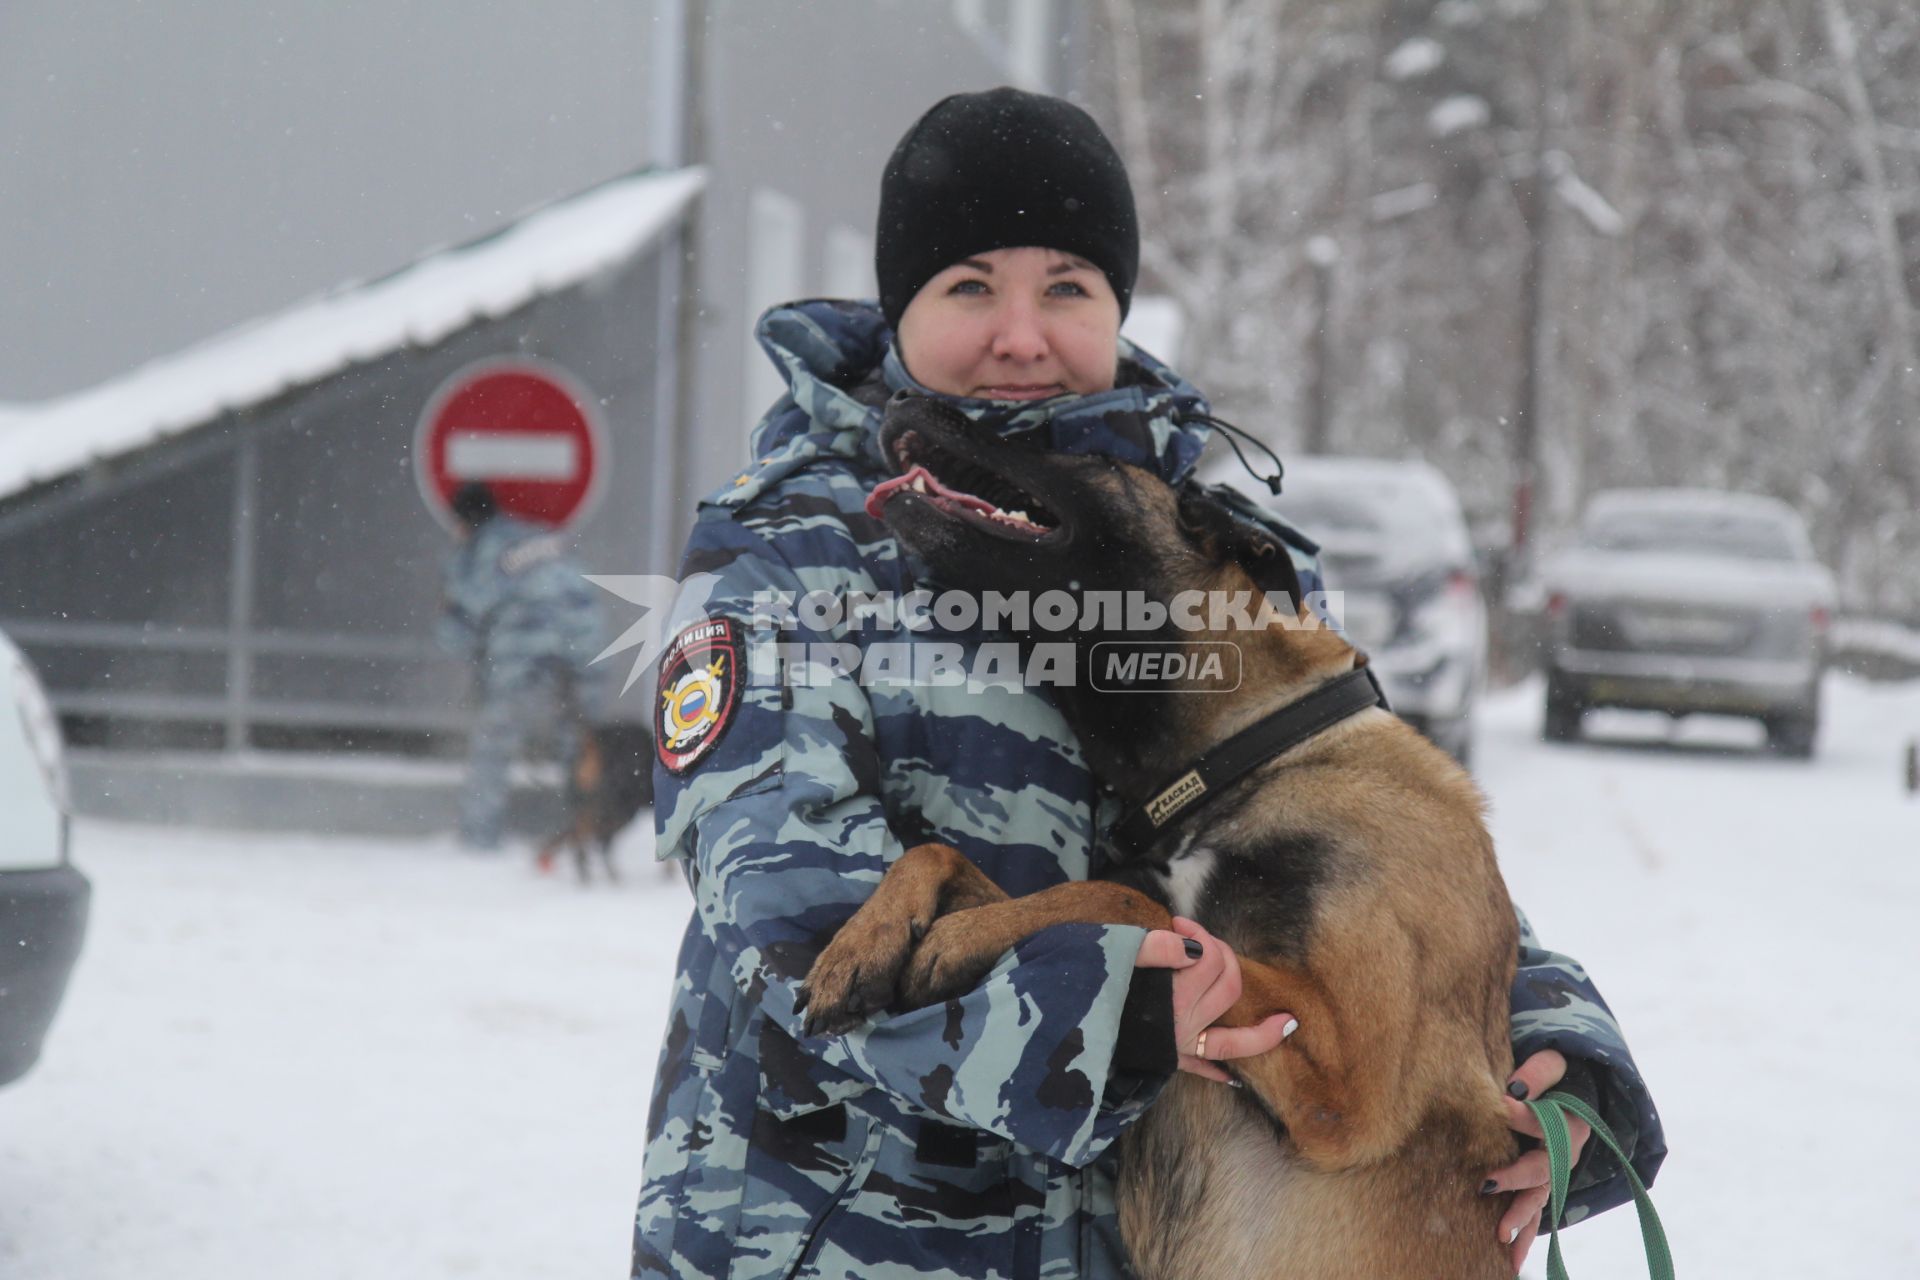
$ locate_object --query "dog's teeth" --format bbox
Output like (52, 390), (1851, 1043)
(912, 474), (929, 493)
(1004, 510), (1028, 523)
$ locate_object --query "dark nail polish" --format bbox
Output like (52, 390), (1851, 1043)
(1506, 1080), (1530, 1100)
(1183, 938), (1204, 959)
(1479, 1179), (1498, 1196)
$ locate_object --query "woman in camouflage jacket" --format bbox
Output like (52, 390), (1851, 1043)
(632, 89), (1663, 1280)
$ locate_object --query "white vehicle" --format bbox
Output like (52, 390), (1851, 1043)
(1539, 489), (1835, 757)
(0, 628), (89, 1086)
(1270, 458), (1488, 764)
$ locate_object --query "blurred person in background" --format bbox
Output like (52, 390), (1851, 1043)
(437, 481), (606, 851)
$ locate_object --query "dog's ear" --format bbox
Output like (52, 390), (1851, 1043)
(1174, 482), (1246, 563)
(1175, 483), (1304, 607)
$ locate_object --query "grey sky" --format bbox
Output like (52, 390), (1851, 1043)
(2, 1), (654, 401)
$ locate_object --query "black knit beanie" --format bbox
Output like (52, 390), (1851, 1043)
(876, 87), (1139, 331)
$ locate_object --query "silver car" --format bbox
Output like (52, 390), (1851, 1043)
(0, 628), (90, 1085)
(1539, 489), (1835, 756)
(1274, 458), (1488, 764)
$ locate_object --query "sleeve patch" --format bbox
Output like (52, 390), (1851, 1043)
(656, 617), (746, 775)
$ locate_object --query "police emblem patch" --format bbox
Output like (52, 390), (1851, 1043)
(656, 617), (744, 775)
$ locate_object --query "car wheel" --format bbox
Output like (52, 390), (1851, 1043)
(1764, 712), (1818, 760)
(1543, 680), (1584, 744)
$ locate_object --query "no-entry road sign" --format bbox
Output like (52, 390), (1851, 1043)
(415, 357), (607, 529)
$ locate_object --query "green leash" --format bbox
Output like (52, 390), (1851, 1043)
(1525, 1090), (1673, 1280)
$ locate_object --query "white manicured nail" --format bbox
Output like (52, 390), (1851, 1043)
(1282, 1018), (1299, 1039)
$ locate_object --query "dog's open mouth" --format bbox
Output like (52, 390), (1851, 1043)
(864, 427), (1060, 541)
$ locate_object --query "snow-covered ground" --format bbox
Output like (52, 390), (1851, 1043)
(1480, 674), (1920, 1279)
(4, 674), (1917, 1279)
(0, 823), (678, 1280)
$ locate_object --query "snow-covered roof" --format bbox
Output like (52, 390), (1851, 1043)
(0, 166), (706, 504)
(1583, 487), (1801, 522)
(1284, 455), (1455, 491)
(1281, 456), (1469, 529)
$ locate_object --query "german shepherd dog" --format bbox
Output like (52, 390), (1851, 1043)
(801, 397), (1521, 1280)
(537, 722), (656, 883)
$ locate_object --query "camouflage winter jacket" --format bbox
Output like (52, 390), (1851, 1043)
(632, 299), (1664, 1280)
(437, 513), (605, 690)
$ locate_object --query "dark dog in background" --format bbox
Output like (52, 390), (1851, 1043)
(537, 722), (656, 883)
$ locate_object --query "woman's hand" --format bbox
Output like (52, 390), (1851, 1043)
(1482, 1048), (1591, 1274)
(1136, 917), (1296, 1084)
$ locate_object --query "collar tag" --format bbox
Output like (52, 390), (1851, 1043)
(1146, 770), (1207, 827)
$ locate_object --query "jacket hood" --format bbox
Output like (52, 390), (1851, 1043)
(711, 298), (1216, 509)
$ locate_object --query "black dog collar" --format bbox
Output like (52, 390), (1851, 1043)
(1104, 666), (1390, 860)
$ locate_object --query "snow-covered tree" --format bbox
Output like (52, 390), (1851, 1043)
(1087, 0), (1920, 614)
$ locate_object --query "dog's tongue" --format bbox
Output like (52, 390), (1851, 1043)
(864, 469), (920, 519)
(864, 465), (998, 520)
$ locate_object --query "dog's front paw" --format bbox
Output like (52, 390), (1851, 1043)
(898, 912), (1003, 1010)
(801, 914), (923, 1038)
